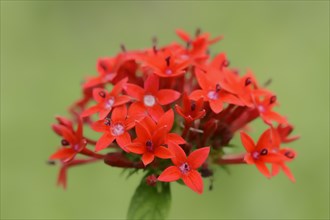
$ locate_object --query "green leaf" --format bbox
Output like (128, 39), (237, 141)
(127, 176), (171, 220)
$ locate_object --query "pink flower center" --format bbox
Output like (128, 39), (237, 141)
(252, 151), (260, 160)
(73, 144), (80, 152)
(165, 69), (173, 75)
(207, 91), (218, 100)
(258, 105), (265, 113)
(179, 162), (190, 174)
(110, 123), (125, 136)
(143, 95), (156, 107)
(105, 97), (115, 109)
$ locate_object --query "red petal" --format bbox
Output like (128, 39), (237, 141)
(255, 162), (271, 178)
(156, 89), (181, 105)
(81, 105), (100, 118)
(135, 121), (151, 142)
(281, 163), (295, 182)
(116, 132), (131, 151)
(152, 126), (167, 146)
(182, 170), (204, 194)
(189, 90), (205, 101)
(158, 166), (181, 182)
(99, 108), (111, 120)
(93, 88), (107, 103)
(142, 152), (155, 166)
(271, 164), (280, 177)
(125, 84), (145, 101)
(244, 154), (255, 164)
(110, 77), (127, 96)
(240, 131), (256, 153)
(166, 133), (186, 145)
(209, 100), (223, 113)
(168, 142), (187, 166)
(256, 129), (272, 150)
(157, 109), (174, 131)
(57, 166), (67, 189)
(147, 104), (164, 121)
(126, 142), (145, 154)
(175, 29), (191, 42)
(60, 126), (77, 144)
(262, 111), (287, 125)
(220, 92), (243, 106)
(154, 146), (173, 159)
(95, 133), (115, 152)
(144, 74), (159, 94)
(49, 148), (76, 160)
(91, 120), (108, 132)
(112, 105), (127, 122)
(187, 147), (210, 169)
(114, 95), (131, 106)
(195, 68), (212, 90)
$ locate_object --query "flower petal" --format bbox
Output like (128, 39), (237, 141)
(112, 105), (127, 122)
(116, 132), (131, 151)
(166, 133), (186, 145)
(187, 147), (210, 169)
(110, 77), (127, 96)
(135, 121), (151, 142)
(281, 163), (295, 182)
(126, 142), (145, 154)
(147, 104), (164, 121)
(182, 170), (204, 194)
(154, 146), (173, 159)
(158, 166), (182, 182)
(255, 162), (271, 178)
(95, 133), (115, 152)
(209, 99), (223, 113)
(125, 83), (145, 100)
(240, 131), (255, 153)
(49, 148), (76, 160)
(195, 68), (212, 90)
(189, 90), (205, 101)
(81, 105), (100, 118)
(142, 152), (155, 166)
(168, 142), (187, 166)
(157, 109), (174, 131)
(114, 95), (131, 106)
(156, 89), (181, 105)
(144, 74), (159, 94)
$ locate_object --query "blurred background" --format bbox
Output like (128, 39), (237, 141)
(1, 1), (329, 219)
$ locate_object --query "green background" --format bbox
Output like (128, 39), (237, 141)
(1, 1), (329, 219)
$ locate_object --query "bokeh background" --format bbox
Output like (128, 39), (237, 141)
(1, 1), (329, 219)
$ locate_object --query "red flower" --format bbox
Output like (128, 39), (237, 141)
(81, 78), (131, 119)
(126, 74), (180, 120)
(269, 128), (297, 182)
(190, 68), (243, 113)
(91, 105), (136, 152)
(176, 29), (223, 47)
(142, 49), (189, 78)
(175, 93), (206, 123)
(126, 110), (185, 166)
(49, 116), (87, 162)
(275, 123), (300, 143)
(240, 128), (286, 178)
(158, 144), (210, 194)
(254, 95), (287, 125)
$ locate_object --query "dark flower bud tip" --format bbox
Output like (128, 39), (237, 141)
(104, 118), (111, 126)
(165, 56), (171, 66)
(245, 77), (252, 86)
(215, 83), (221, 92)
(191, 103), (196, 111)
(61, 139), (70, 146)
(260, 148), (268, 155)
(98, 91), (106, 98)
(270, 96), (277, 104)
(284, 151), (295, 159)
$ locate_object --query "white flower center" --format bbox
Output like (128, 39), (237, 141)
(143, 95), (156, 107)
(105, 97), (115, 109)
(110, 123), (125, 136)
(165, 69), (173, 75)
(258, 105), (265, 113)
(207, 91), (218, 100)
(252, 151), (259, 160)
(179, 162), (190, 174)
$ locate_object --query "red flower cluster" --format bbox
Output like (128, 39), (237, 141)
(49, 29), (299, 193)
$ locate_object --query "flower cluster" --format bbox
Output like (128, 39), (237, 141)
(49, 29), (299, 194)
